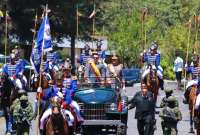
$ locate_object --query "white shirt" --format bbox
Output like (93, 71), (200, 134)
(174, 57), (183, 72)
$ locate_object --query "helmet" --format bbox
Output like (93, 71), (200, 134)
(18, 89), (26, 94)
(164, 89), (173, 94)
(19, 95), (28, 101)
(167, 96), (176, 103)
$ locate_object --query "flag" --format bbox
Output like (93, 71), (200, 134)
(88, 10), (96, 19)
(37, 16), (52, 52)
(30, 15), (52, 75)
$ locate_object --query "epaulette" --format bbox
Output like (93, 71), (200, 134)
(71, 75), (77, 80)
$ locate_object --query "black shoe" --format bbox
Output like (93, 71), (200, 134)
(183, 99), (188, 104)
(40, 129), (44, 135)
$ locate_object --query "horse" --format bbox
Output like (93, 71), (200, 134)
(0, 71), (17, 132)
(45, 105), (70, 135)
(31, 72), (51, 90)
(142, 65), (160, 102)
(188, 85), (198, 133)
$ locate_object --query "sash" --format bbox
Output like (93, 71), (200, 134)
(88, 59), (101, 80)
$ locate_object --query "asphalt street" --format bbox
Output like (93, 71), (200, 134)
(0, 81), (195, 135)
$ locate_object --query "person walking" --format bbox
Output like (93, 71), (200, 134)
(173, 51), (183, 90)
(128, 83), (156, 135)
(159, 96), (182, 135)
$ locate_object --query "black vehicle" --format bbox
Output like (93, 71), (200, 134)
(122, 68), (141, 86)
(74, 78), (128, 135)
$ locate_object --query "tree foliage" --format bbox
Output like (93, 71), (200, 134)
(0, 0), (200, 79)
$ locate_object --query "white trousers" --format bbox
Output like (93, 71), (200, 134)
(40, 108), (74, 129)
(142, 65), (163, 79)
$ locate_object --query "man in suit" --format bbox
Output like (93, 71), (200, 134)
(128, 83), (156, 135)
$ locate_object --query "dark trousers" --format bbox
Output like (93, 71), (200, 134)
(137, 116), (154, 135)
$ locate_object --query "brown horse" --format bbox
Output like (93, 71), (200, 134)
(45, 106), (69, 135)
(142, 66), (160, 102)
(188, 86), (198, 133)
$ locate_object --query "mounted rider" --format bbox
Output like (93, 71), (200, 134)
(141, 42), (164, 90)
(184, 54), (200, 103)
(3, 53), (19, 81)
(84, 50), (109, 84)
(62, 73), (84, 124)
(39, 78), (65, 134)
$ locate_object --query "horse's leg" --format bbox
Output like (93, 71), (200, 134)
(4, 106), (12, 132)
(189, 111), (195, 133)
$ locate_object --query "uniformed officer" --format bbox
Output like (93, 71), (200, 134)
(160, 89), (179, 108)
(13, 95), (34, 135)
(128, 83), (156, 135)
(159, 96), (182, 135)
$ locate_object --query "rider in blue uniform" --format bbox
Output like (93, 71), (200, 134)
(142, 42), (164, 90)
(184, 54), (200, 103)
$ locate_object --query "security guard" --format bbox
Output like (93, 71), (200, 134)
(13, 95), (34, 135)
(159, 96), (182, 135)
(128, 83), (156, 135)
(160, 89), (179, 108)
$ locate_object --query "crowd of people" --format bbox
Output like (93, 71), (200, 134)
(1, 41), (200, 135)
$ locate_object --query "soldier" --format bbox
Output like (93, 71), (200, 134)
(13, 95), (34, 135)
(160, 89), (179, 108)
(128, 83), (156, 135)
(142, 42), (164, 90)
(159, 96), (182, 135)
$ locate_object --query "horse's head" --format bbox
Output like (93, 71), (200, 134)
(0, 71), (9, 86)
(50, 105), (66, 135)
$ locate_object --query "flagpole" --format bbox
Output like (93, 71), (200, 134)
(92, 0), (96, 36)
(76, 4), (79, 38)
(5, 10), (8, 64)
(29, 11), (38, 90)
(184, 20), (191, 91)
(37, 4), (48, 135)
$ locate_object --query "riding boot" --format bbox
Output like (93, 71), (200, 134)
(159, 79), (164, 90)
(40, 129), (44, 135)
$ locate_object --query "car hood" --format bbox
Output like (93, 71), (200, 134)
(74, 88), (115, 104)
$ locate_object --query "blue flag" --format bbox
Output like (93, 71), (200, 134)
(30, 15), (52, 75)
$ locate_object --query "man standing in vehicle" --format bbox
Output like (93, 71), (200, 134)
(128, 83), (156, 135)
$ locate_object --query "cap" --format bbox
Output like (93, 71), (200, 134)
(20, 95), (28, 101)
(164, 89), (173, 93)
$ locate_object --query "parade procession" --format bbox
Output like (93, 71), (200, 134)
(2, 1), (200, 135)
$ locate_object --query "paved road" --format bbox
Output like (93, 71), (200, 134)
(0, 81), (195, 135)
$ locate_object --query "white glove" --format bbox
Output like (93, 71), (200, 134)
(37, 87), (42, 93)
(185, 63), (188, 68)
